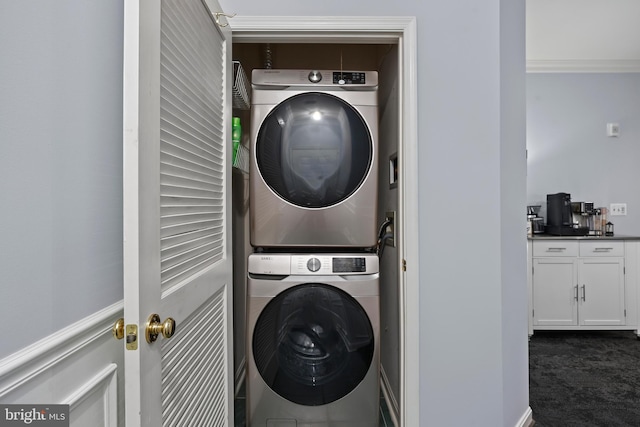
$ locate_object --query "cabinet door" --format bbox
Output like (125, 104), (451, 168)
(578, 258), (625, 326)
(532, 258), (578, 326)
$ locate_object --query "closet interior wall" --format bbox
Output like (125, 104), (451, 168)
(230, 42), (401, 412)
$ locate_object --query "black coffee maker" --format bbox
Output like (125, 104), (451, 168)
(546, 192), (589, 236)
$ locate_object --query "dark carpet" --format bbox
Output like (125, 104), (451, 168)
(529, 330), (640, 427)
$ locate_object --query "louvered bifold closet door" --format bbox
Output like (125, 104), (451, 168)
(159, 0), (228, 425)
(160, 0), (225, 291)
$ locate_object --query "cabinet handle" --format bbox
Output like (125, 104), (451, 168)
(594, 247), (613, 252)
(581, 284), (586, 301)
(574, 285), (579, 302)
(546, 247), (566, 252)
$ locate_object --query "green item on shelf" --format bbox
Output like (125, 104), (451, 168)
(232, 117), (241, 165)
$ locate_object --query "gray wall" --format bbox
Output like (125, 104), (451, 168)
(377, 44), (401, 406)
(527, 73), (640, 236)
(500, 2), (529, 425)
(221, 1), (528, 426)
(1, 1), (529, 426)
(0, 1), (124, 358)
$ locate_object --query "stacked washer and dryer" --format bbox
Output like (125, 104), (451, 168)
(246, 69), (382, 426)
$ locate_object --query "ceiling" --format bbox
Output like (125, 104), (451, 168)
(526, 0), (640, 72)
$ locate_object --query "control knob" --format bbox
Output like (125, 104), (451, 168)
(308, 70), (322, 83)
(307, 257), (321, 272)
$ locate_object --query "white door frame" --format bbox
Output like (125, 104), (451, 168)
(229, 16), (420, 427)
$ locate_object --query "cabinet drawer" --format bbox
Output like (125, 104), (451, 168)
(579, 241), (624, 257)
(532, 241), (578, 257)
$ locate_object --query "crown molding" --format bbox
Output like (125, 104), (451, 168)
(228, 15), (415, 43)
(527, 59), (640, 73)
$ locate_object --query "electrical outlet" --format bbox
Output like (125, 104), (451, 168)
(385, 211), (396, 247)
(610, 203), (627, 216)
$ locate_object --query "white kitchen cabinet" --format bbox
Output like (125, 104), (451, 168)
(532, 257), (578, 326)
(529, 239), (638, 335)
(578, 257), (625, 326)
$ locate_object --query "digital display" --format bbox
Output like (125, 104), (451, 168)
(332, 72), (366, 85)
(332, 257), (366, 273)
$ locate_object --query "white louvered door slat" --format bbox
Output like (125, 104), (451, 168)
(123, 0), (233, 425)
(161, 290), (227, 426)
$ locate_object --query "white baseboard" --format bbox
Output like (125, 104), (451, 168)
(517, 406), (534, 427)
(0, 302), (124, 427)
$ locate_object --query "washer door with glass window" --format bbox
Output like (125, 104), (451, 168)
(252, 283), (375, 406)
(255, 92), (373, 209)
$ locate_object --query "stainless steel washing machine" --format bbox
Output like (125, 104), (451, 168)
(250, 69), (379, 249)
(246, 253), (380, 426)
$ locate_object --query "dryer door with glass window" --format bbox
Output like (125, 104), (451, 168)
(255, 92), (373, 208)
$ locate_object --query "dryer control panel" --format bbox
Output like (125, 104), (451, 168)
(331, 71), (367, 85)
(252, 69), (378, 89)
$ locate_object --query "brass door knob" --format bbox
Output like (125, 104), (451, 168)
(112, 318), (125, 340)
(145, 313), (176, 343)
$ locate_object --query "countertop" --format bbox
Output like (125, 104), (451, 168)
(529, 234), (640, 241)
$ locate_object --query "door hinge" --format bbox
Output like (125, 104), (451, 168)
(402, 259), (406, 272)
(532, 265), (534, 275)
(532, 309), (535, 318)
(625, 309), (627, 317)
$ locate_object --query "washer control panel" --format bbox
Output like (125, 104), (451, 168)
(248, 254), (379, 275)
(332, 257), (367, 273)
(293, 255), (370, 274)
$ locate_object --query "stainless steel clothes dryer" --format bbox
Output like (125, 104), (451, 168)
(246, 253), (380, 427)
(250, 69), (379, 249)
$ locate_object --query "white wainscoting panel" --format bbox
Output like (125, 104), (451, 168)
(64, 364), (118, 427)
(0, 302), (124, 427)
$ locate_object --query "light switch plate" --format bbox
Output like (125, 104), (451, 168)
(607, 123), (620, 137)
